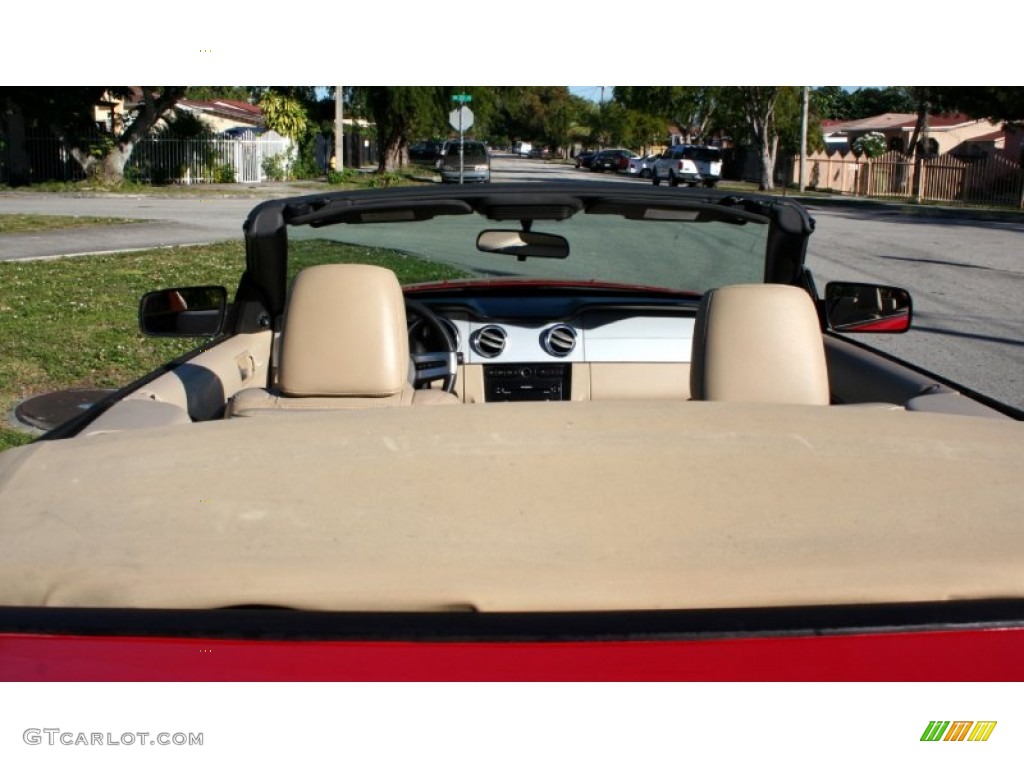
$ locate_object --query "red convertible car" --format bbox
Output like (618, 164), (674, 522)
(0, 183), (1021, 681)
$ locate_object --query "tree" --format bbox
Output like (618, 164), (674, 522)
(735, 87), (780, 190)
(811, 86), (853, 121)
(594, 102), (664, 152)
(352, 87), (448, 171)
(846, 87), (916, 118)
(614, 86), (722, 142)
(76, 88), (186, 184)
(257, 90), (309, 140)
(487, 86), (579, 149)
(0, 87), (186, 185)
(183, 86), (253, 102)
(934, 86), (1024, 123)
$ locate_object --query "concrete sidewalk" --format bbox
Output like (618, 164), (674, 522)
(787, 191), (1024, 224)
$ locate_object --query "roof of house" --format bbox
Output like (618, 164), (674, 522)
(178, 98), (264, 126)
(967, 129), (1005, 143)
(827, 112), (982, 134)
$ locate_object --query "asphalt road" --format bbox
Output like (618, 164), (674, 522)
(0, 193), (271, 260)
(802, 204), (1024, 412)
(1, 157), (1021, 411)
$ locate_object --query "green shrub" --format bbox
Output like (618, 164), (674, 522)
(327, 168), (358, 185)
(213, 164), (236, 183)
(853, 132), (887, 158)
(261, 153), (288, 181)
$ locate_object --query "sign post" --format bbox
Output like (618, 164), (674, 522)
(448, 97), (474, 184)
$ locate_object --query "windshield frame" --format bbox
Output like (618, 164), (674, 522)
(242, 184), (814, 318)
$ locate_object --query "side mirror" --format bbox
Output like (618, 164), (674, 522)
(824, 282), (912, 333)
(139, 286), (228, 337)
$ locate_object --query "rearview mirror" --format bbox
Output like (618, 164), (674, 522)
(824, 282), (912, 333)
(477, 230), (569, 260)
(139, 286), (228, 337)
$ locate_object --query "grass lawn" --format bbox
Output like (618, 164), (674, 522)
(0, 214), (141, 234)
(0, 239), (467, 452)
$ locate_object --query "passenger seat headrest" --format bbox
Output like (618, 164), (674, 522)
(690, 284), (829, 405)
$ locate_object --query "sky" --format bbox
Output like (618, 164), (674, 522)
(1, 2), (1004, 87)
(569, 87), (610, 103)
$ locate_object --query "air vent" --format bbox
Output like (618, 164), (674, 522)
(541, 324), (577, 357)
(471, 325), (507, 358)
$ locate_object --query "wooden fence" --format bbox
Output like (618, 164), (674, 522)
(793, 150), (1024, 208)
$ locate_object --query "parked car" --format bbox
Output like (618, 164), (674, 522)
(438, 139), (490, 183)
(1, 183), (1022, 681)
(651, 144), (722, 187)
(408, 140), (445, 166)
(574, 150), (597, 169)
(590, 148), (639, 173)
(627, 153), (660, 177)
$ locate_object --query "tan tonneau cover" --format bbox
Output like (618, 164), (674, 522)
(0, 401), (1021, 611)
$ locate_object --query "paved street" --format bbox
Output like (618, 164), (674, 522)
(0, 192), (279, 260)
(803, 204), (1024, 410)
(1, 158), (1021, 411)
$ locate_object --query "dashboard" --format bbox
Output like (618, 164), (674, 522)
(408, 290), (698, 403)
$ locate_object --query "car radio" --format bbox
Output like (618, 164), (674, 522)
(483, 364), (570, 401)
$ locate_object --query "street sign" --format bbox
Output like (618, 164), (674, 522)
(447, 106), (475, 184)
(448, 107), (474, 132)
(452, 94), (472, 103)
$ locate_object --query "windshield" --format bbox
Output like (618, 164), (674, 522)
(679, 146), (721, 161)
(288, 209), (769, 294)
(444, 142), (487, 160)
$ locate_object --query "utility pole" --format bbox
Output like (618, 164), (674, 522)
(799, 86), (809, 192)
(334, 86), (344, 171)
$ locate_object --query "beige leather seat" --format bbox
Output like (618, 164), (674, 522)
(229, 264), (457, 415)
(690, 284), (830, 405)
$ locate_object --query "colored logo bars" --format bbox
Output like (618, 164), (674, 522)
(921, 721), (997, 742)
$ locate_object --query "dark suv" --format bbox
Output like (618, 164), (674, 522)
(409, 140), (444, 165)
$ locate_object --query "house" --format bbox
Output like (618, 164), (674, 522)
(824, 112), (1003, 156)
(952, 128), (1007, 159)
(999, 124), (1023, 163)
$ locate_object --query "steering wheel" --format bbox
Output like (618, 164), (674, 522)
(405, 299), (458, 394)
